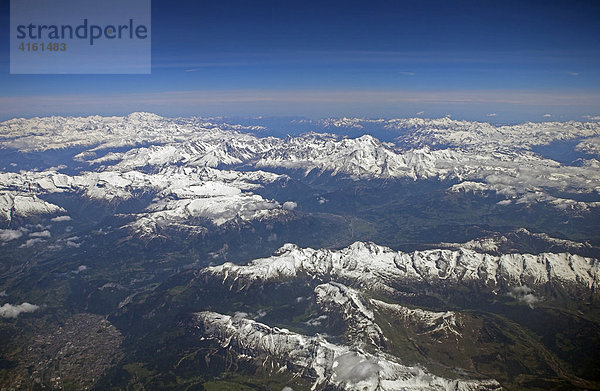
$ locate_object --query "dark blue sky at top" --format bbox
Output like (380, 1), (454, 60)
(1, 0), (600, 121)
(152, 0), (597, 53)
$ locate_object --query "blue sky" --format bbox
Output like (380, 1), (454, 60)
(1, 0), (600, 122)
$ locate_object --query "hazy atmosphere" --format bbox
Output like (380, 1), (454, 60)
(1, 0), (599, 122)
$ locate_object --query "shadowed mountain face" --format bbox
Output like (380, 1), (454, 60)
(1, 113), (600, 390)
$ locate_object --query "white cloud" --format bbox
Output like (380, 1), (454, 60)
(0, 229), (23, 242)
(399, 71), (415, 76)
(66, 240), (81, 248)
(305, 315), (328, 326)
(416, 111), (425, 115)
(255, 309), (267, 319)
(0, 302), (39, 318)
(543, 114), (552, 118)
(487, 113), (497, 117)
(50, 215), (72, 222)
(282, 201), (297, 210)
(508, 286), (540, 308)
(19, 238), (45, 248)
(583, 115), (600, 121)
(29, 230), (51, 238)
(233, 312), (248, 319)
(333, 352), (380, 383)
(73, 265), (87, 274)
(568, 72), (580, 76)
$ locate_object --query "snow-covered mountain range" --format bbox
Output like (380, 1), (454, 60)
(193, 240), (598, 389)
(438, 228), (599, 257)
(192, 311), (501, 391)
(1, 112), (600, 236)
(3, 113), (600, 390)
(205, 241), (599, 298)
(0, 166), (294, 237)
(316, 116), (600, 152)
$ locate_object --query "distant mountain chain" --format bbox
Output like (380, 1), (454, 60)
(2, 113), (598, 153)
(1, 113), (600, 236)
